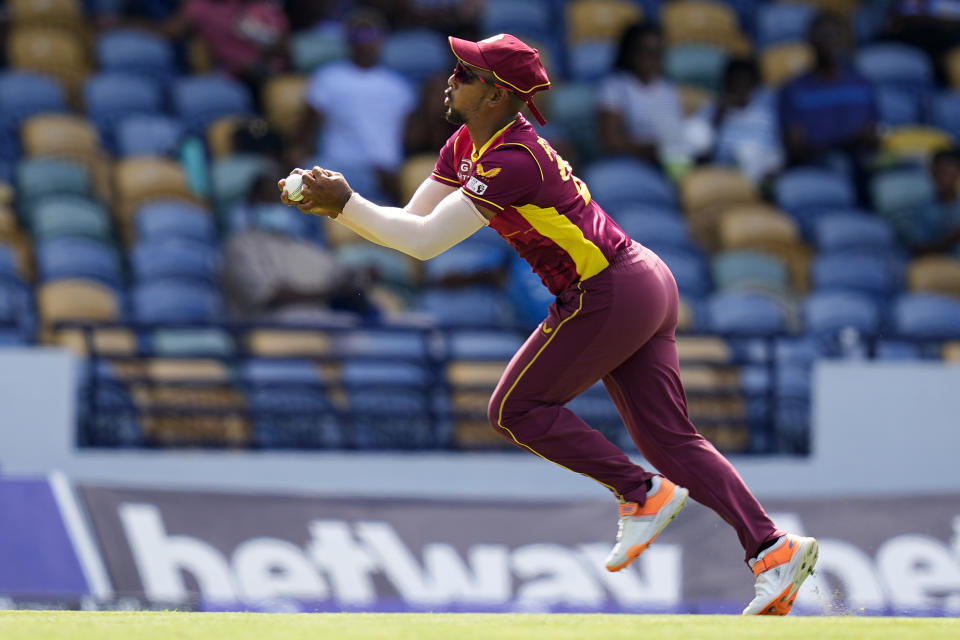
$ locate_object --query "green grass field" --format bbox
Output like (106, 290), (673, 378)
(1, 612), (957, 640)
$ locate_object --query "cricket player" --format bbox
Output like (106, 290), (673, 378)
(280, 33), (818, 615)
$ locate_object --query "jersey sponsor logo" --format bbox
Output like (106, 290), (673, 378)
(476, 163), (501, 178)
(457, 158), (473, 181)
(465, 176), (489, 195)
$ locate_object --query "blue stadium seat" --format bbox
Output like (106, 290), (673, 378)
(226, 202), (319, 240)
(84, 73), (163, 149)
(32, 196), (112, 243)
(481, 0), (553, 43)
(424, 241), (509, 284)
(545, 82), (598, 158)
(37, 237), (122, 287)
(892, 293), (960, 340)
(333, 243), (418, 288)
(665, 43), (729, 92)
(505, 252), (554, 330)
(870, 168), (935, 218)
(133, 280), (222, 322)
(856, 43), (934, 91)
(707, 290), (788, 336)
(711, 250), (790, 294)
(583, 158), (678, 210)
(290, 29), (347, 72)
(172, 74), (253, 135)
(132, 238), (218, 284)
(613, 209), (693, 252)
(657, 248), (711, 298)
(0, 72), (65, 161)
(803, 292), (880, 337)
(814, 212), (895, 254)
(338, 329), (430, 360)
(756, 3), (814, 48)
(419, 286), (515, 327)
(930, 91), (960, 140)
(343, 358), (437, 448)
(774, 167), (856, 217)
(115, 114), (184, 157)
(445, 328), (526, 360)
(0, 245), (18, 279)
(568, 41), (617, 82)
(875, 86), (922, 127)
(566, 381), (625, 447)
(381, 29), (451, 83)
(150, 328), (235, 357)
(811, 253), (901, 298)
(209, 154), (273, 216)
(136, 201), (215, 245)
(16, 158), (92, 205)
(96, 29), (177, 83)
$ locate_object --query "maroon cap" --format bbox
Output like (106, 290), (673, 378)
(449, 33), (550, 126)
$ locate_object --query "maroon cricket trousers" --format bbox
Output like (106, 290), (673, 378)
(488, 242), (784, 561)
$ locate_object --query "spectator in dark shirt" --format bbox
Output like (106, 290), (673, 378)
(900, 149), (960, 256)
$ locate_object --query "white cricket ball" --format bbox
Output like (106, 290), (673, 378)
(284, 172), (304, 202)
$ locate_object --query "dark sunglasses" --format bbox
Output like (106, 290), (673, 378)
(453, 62), (504, 91)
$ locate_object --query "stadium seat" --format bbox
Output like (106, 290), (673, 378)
(803, 292), (880, 337)
(930, 91), (960, 140)
(566, 0), (642, 45)
(16, 157), (92, 206)
(21, 114), (103, 163)
(717, 208), (800, 253)
(681, 166), (758, 216)
(613, 209), (693, 252)
(96, 29), (176, 83)
(424, 241), (510, 285)
(262, 74), (309, 140)
(8, 0), (84, 30)
(875, 87), (923, 128)
(707, 290), (788, 336)
(893, 293), (960, 339)
(135, 201), (215, 246)
(150, 328), (235, 357)
(7, 27), (90, 101)
(381, 29), (451, 83)
(568, 41), (618, 82)
(711, 250), (790, 294)
(582, 158), (678, 210)
(209, 153), (273, 216)
(907, 256), (960, 299)
(113, 157), (196, 229)
(84, 73), (163, 149)
(171, 74), (254, 135)
(870, 168), (935, 218)
(756, 3), (815, 48)
(337, 329), (430, 360)
(856, 43), (934, 92)
(813, 212), (895, 254)
(342, 359), (436, 448)
(226, 202), (319, 239)
(32, 196), (112, 243)
(482, 0), (554, 43)
(132, 238), (218, 284)
(333, 244), (419, 288)
(445, 329), (526, 361)
(775, 167), (856, 214)
(37, 278), (121, 328)
(133, 280), (222, 323)
(661, 1), (750, 54)
(0, 71), (65, 161)
(665, 43), (729, 92)
(811, 253), (901, 299)
(418, 286), (515, 327)
(290, 28), (347, 72)
(36, 237), (122, 287)
(760, 42), (813, 87)
(115, 114), (184, 158)
(656, 248), (711, 298)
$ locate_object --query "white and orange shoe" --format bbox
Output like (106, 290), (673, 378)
(604, 476), (688, 572)
(742, 533), (819, 615)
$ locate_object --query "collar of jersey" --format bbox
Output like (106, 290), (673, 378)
(471, 118), (517, 163)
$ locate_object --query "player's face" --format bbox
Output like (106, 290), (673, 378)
(444, 62), (496, 125)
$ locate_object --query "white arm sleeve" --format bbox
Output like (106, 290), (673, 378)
(338, 189), (488, 260)
(332, 178), (456, 246)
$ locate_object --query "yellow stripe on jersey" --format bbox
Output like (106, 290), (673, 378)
(471, 119), (518, 162)
(515, 204), (610, 280)
(461, 187), (505, 210)
(432, 172), (460, 185)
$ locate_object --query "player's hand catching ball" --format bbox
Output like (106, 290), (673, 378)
(278, 167), (353, 218)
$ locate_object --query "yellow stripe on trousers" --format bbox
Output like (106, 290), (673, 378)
(495, 283), (625, 501)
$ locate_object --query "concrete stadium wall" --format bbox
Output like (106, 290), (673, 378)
(1, 348), (958, 500)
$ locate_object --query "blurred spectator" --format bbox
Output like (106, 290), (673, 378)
(778, 10), (878, 203)
(596, 23), (685, 170)
(160, 0), (290, 98)
(300, 9), (416, 204)
(221, 173), (379, 319)
(898, 149), (960, 256)
(881, 0), (960, 83)
(687, 58), (783, 184)
(404, 72), (459, 156)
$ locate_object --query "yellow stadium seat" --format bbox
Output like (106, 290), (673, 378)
(7, 27), (89, 105)
(399, 153), (441, 204)
(679, 365), (740, 392)
(113, 157), (199, 237)
(206, 115), (246, 158)
(676, 335), (732, 364)
(882, 126), (955, 159)
(907, 256), (960, 299)
(446, 361), (509, 387)
(761, 42), (813, 87)
(133, 383), (251, 446)
(263, 74), (309, 140)
(566, 0), (642, 45)
(717, 209), (800, 251)
(145, 358), (230, 382)
(677, 296), (694, 331)
(661, 1), (750, 55)
(8, 0), (85, 31)
(246, 329), (332, 356)
(948, 46), (960, 89)
(54, 328), (136, 356)
(942, 342), (960, 361)
(38, 278), (119, 325)
(681, 166), (758, 215)
(21, 114), (102, 160)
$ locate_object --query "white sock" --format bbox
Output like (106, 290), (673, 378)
(648, 476), (662, 495)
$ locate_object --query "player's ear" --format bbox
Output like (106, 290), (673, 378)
(487, 87), (508, 106)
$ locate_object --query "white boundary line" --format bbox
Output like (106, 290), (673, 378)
(48, 470), (114, 601)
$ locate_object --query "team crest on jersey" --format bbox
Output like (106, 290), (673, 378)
(465, 176), (488, 195)
(457, 158), (473, 181)
(476, 163), (501, 178)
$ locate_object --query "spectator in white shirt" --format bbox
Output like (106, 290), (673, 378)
(300, 9), (416, 204)
(597, 23), (685, 169)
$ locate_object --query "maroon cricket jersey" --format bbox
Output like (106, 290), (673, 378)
(430, 115), (631, 295)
